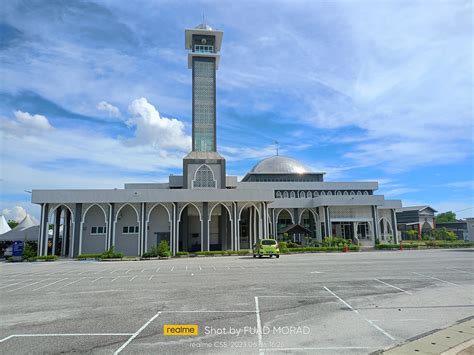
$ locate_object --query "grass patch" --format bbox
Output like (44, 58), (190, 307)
(77, 253), (102, 260)
(28, 255), (58, 261)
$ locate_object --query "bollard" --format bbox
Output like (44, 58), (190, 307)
(399, 242), (404, 251)
(343, 244), (349, 253)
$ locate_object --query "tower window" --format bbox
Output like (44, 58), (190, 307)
(194, 45), (214, 53)
(192, 164), (217, 188)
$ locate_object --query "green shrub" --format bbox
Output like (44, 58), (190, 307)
(278, 242), (289, 253)
(176, 251), (189, 257)
(322, 236), (352, 248)
(77, 253), (101, 259)
(286, 241), (301, 248)
(100, 247), (124, 259)
(237, 249), (250, 255)
(156, 240), (171, 257)
(29, 255), (58, 261)
(22, 242), (37, 259)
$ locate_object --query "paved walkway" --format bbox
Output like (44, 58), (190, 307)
(382, 317), (474, 354)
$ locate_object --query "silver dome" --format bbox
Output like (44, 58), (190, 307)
(195, 23), (213, 31)
(250, 156), (308, 174)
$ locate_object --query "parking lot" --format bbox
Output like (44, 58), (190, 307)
(0, 249), (473, 354)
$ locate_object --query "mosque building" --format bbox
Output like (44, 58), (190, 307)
(32, 23), (401, 257)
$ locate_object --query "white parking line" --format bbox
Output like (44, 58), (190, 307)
(448, 268), (474, 275)
(140, 269), (145, 273)
(170, 266), (174, 272)
(56, 277), (86, 290)
(0, 279), (32, 290)
(199, 265), (202, 271)
(113, 312), (161, 354)
(91, 277), (103, 283)
(185, 266), (188, 271)
(148, 275), (153, 281)
(110, 270), (118, 274)
(111, 277), (120, 283)
(254, 296), (264, 355)
(259, 346), (374, 352)
(412, 272), (459, 286)
(310, 271), (323, 274)
(155, 267), (160, 273)
(33, 278), (69, 291)
(212, 266), (216, 271)
(0, 333), (134, 343)
(7, 279), (48, 293)
(323, 286), (395, 340)
(374, 278), (412, 295)
(125, 269), (132, 274)
(129, 276), (137, 282)
(323, 286), (358, 313)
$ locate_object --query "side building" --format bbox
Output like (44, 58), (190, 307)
(31, 23), (402, 257)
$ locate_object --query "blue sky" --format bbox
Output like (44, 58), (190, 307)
(0, 0), (473, 221)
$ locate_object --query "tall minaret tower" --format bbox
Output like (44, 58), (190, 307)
(183, 23), (226, 189)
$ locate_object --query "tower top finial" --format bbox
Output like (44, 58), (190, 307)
(274, 140), (279, 156)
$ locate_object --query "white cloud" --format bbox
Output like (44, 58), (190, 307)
(127, 98), (191, 152)
(1, 206), (27, 222)
(96, 101), (120, 117)
(11, 110), (53, 131)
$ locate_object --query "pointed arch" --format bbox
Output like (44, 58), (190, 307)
(275, 208), (295, 224)
(298, 208), (319, 225)
(192, 164), (217, 188)
(114, 203), (140, 223)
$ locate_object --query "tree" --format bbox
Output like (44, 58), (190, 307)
(436, 211), (456, 223)
(7, 220), (19, 229)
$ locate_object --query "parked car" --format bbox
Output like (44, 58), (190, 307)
(253, 239), (280, 258)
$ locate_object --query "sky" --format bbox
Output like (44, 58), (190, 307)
(0, 0), (473, 222)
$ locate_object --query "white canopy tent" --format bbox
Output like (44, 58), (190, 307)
(0, 215), (12, 235)
(0, 215), (40, 242)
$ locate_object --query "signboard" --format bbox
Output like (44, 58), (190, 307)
(12, 240), (24, 261)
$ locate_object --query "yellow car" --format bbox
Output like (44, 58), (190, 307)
(253, 239), (280, 258)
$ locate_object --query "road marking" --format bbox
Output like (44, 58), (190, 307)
(310, 271), (323, 274)
(56, 277), (86, 290)
(0, 333), (134, 343)
(323, 287), (358, 313)
(259, 346), (374, 351)
(125, 269), (132, 274)
(91, 277), (103, 283)
(412, 272), (459, 286)
(185, 266), (188, 271)
(140, 269), (145, 273)
(374, 278), (412, 295)
(7, 280), (48, 293)
(148, 275), (153, 281)
(448, 268), (474, 275)
(324, 286), (395, 340)
(33, 278), (69, 291)
(199, 265), (202, 271)
(365, 319), (395, 340)
(0, 279), (32, 290)
(110, 270), (118, 274)
(113, 312), (161, 354)
(111, 277), (120, 282)
(159, 310), (256, 313)
(258, 295), (334, 298)
(129, 276), (137, 282)
(254, 296), (264, 355)
(212, 266), (216, 271)
(368, 319), (427, 322)
(155, 267), (160, 273)
(170, 266), (174, 272)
